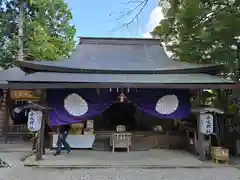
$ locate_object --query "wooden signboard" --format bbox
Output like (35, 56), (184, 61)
(10, 89), (42, 101)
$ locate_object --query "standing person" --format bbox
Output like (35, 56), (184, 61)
(54, 124), (72, 156)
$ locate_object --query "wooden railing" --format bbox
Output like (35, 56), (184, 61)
(8, 124), (30, 135)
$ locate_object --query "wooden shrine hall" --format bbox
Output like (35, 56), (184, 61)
(0, 37), (238, 161)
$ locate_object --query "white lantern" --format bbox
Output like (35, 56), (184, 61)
(27, 110), (42, 132)
(155, 95), (179, 114)
(200, 113), (213, 135)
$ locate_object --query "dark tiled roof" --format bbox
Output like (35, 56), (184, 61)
(0, 67), (25, 88)
(7, 37), (229, 87)
(10, 72), (234, 84)
(14, 37), (222, 74)
(0, 67), (25, 81)
(0, 81), (8, 88)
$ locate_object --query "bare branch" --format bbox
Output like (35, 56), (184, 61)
(120, 1), (144, 5)
(110, 0), (149, 31)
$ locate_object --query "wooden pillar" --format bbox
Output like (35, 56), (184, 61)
(196, 89), (206, 161)
(2, 90), (9, 144)
(0, 91), (5, 136)
(36, 90), (46, 161)
(216, 90), (224, 145)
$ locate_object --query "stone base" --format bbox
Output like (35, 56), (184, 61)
(23, 149), (221, 168)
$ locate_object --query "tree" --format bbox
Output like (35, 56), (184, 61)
(151, 0), (240, 113)
(0, 0), (76, 68)
(152, 0), (240, 78)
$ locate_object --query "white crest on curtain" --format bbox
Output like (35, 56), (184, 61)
(28, 110), (42, 132)
(155, 95), (179, 115)
(64, 93), (88, 116)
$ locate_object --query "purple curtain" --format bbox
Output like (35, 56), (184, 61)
(48, 89), (117, 126)
(48, 88), (191, 126)
(128, 89), (190, 119)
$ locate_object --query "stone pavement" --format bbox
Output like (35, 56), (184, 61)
(1, 151), (240, 180)
(24, 149), (220, 168)
(0, 141), (32, 153)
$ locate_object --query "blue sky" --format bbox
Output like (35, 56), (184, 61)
(65, 0), (163, 38)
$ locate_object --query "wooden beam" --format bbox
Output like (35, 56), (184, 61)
(8, 82), (239, 90)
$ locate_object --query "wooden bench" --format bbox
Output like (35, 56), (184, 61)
(111, 132), (131, 152)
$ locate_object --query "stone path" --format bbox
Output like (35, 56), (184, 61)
(24, 149), (218, 168)
(0, 152), (240, 180)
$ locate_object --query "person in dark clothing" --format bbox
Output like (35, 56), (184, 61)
(54, 124), (72, 156)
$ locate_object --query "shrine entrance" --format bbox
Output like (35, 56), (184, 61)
(103, 102), (137, 131)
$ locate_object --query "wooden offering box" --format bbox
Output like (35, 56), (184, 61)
(211, 146), (229, 164)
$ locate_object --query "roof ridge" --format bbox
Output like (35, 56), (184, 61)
(79, 37), (162, 46)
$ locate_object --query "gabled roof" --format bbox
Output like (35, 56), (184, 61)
(0, 67), (25, 88)
(2, 37), (234, 89)
(0, 67), (25, 81)
(15, 37), (223, 74)
(7, 71), (235, 89)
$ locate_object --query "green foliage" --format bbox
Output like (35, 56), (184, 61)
(0, 0), (76, 68)
(152, 0), (240, 76)
(152, 0), (240, 112)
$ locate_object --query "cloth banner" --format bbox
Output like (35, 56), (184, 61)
(48, 89), (191, 126)
(128, 89), (190, 119)
(48, 89), (117, 126)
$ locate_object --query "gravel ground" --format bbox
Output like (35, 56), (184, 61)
(1, 152), (240, 180)
(1, 167), (240, 180)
